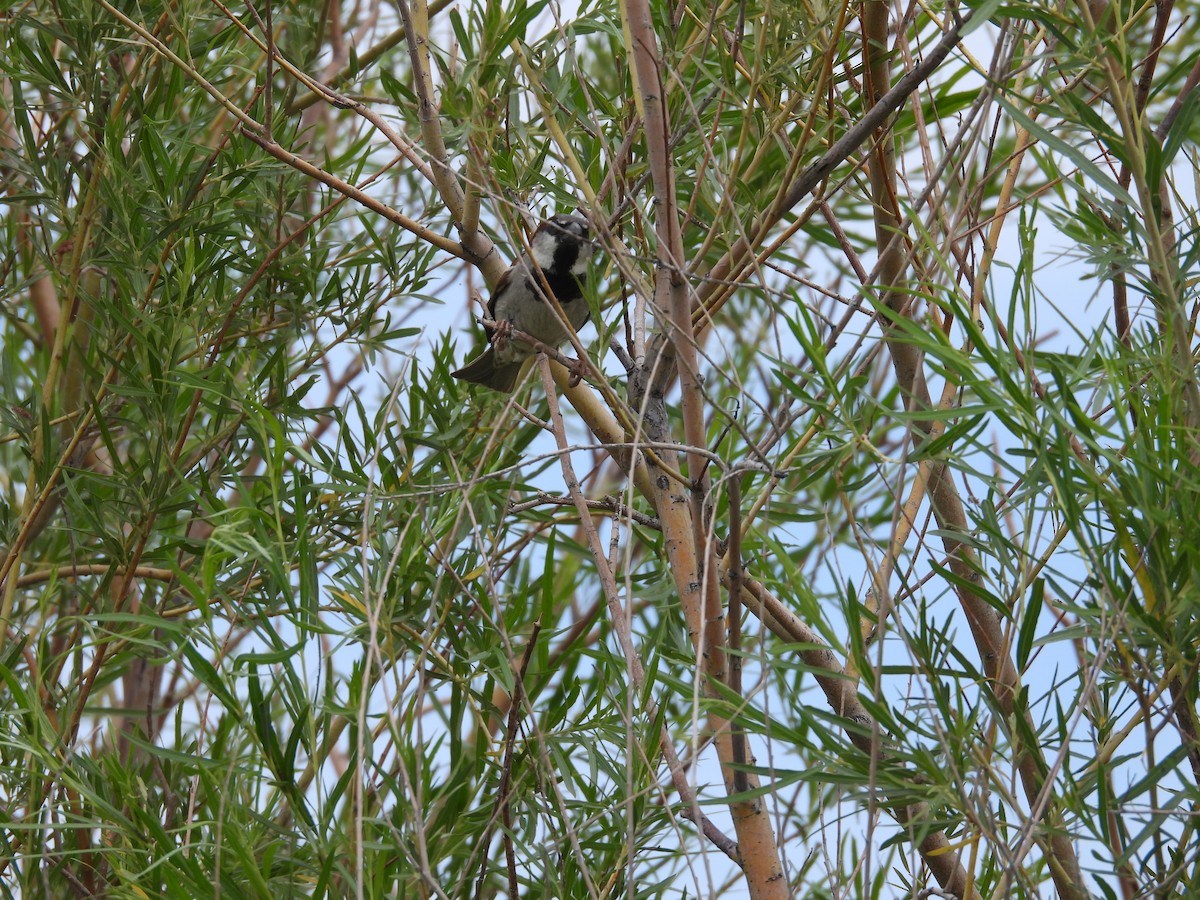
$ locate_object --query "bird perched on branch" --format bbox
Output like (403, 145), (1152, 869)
(452, 214), (594, 393)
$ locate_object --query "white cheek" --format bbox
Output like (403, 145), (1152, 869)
(530, 234), (557, 270)
(571, 244), (593, 275)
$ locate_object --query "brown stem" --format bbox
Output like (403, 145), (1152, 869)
(724, 567), (978, 899)
(541, 360), (742, 865)
(860, 5), (1086, 897)
(623, 0), (786, 892)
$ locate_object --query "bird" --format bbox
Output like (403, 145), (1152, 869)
(452, 213), (594, 393)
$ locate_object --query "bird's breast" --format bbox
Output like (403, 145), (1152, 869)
(512, 284), (589, 344)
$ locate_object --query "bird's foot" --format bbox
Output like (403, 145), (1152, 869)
(491, 318), (514, 348)
(565, 357), (589, 388)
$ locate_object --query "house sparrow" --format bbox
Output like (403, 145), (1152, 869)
(452, 214), (593, 393)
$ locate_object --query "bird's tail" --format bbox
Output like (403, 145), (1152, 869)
(452, 347), (524, 393)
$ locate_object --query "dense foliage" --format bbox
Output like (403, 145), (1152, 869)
(1, 0), (1198, 896)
